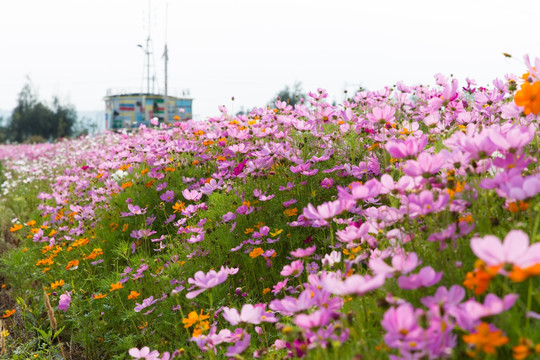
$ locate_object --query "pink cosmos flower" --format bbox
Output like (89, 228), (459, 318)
(294, 309), (335, 329)
(222, 211), (236, 222)
(225, 330), (251, 357)
(369, 250), (419, 277)
(160, 190), (175, 203)
(461, 293), (518, 320)
(488, 124), (535, 153)
(182, 189), (202, 201)
(366, 105), (395, 125)
(397, 266), (443, 290)
(321, 272), (385, 296)
(426, 78), (459, 110)
(338, 178), (381, 201)
(272, 278), (288, 295)
(190, 326), (236, 354)
(283, 198), (297, 207)
(302, 199), (354, 226)
(290, 245), (316, 258)
(379, 174), (414, 195)
(320, 177), (334, 189)
(269, 289), (315, 315)
(322, 251), (341, 267)
(385, 135), (428, 159)
(134, 296), (158, 312)
(497, 173), (540, 201)
(404, 190), (449, 218)
(222, 304), (265, 325)
(421, 285), (465, 309)
(128, 346), (160, 360)
(402, 151), (449, 177)
(381, 302), (424, 351)
(280, 260), (304, 278)
(470, 230), (540, 269)
(186, 268), (231, 299)
(232, 159), (247, 176)
(127, 204), (147, 216)
(336, 223), (370, 243)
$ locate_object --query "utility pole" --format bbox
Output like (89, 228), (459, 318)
(163, 2), (169, 123)
(163, 43), (168, 123)
(138, 0), (152, 94)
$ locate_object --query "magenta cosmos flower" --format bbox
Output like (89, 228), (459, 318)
(381, 303), (424, 351)
(290, 245), (316, 258)
(160, 190), (175, 203)
(58, 292), (71, 312)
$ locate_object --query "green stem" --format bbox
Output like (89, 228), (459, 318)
(329, 222), (335, 248)
(207, 292), (213, 310)
(525, 278), (532, 335)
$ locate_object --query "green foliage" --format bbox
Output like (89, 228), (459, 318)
(8, 79), (77, 143)
(270, 81), (306, 107)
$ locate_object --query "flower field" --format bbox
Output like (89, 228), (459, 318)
(1, 58), (540, 359)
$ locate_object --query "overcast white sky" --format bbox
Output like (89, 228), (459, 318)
(1, 0), (539, 120)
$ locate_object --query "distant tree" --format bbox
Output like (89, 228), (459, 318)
(8, 79), (76, 143)
(270, 81), (306, 107)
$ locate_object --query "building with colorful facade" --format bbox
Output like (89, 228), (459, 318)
(104, 92), (192, 130)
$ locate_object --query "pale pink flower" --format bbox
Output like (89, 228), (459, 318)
(321, 272), (385, 296)
(470, 230), (540, 268)
(186, 268), (230, 299)
(222, 304), (265, 325)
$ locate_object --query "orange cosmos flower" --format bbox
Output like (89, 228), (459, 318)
(92, 293), (107, 299)
(463, 260), (500, 295)
(86, 248), (103, 260)
(508, 264), (540, 282)
(2, 309), (15, 318)
(65, 259), (79, 270)
(128, 291), (140, 300)
(172, 202), (185, 213)
(507, 201), (529, 213)
(51, 279), (65, 289)
(249, 247), (264, 258)
(514, 81), (540, 115)
(283, 207), (298, 217)
(182, 310), (210, 328)
(463, 322), (508, 356)
(513, 338), (534, 360)
(9, 224), (22, 232)
(109, 282), (123, 292)
(121, 181), (133, 189)
(26, 220), (36, 226)
(192, 321), (210, 338)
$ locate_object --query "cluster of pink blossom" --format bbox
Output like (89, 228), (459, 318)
(2, 63), (540, 359)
